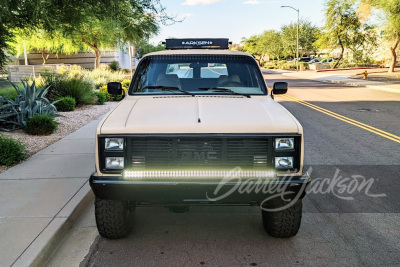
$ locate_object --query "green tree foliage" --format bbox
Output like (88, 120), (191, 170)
(229, 43), (243, 51)
(359, 0), (400, 72)
(241, 35), (263, 57)
(242, 20), (319, 61)
(281, 20), (320, 58)
(0, 0), (175, 69)
(77, 10), (159, 69)
(258, 30), (284, 61)
(134, 40), (165, 59)
(316, 0), (364, 68)
(349, 24), (378, 64)
(10, 29), (83, 64)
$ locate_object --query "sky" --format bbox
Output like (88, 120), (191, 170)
(151, 0), (326, 44)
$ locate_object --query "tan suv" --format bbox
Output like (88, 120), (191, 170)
(90, 39), (310, 239)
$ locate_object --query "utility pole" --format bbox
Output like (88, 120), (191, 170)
(281, 5), (299, 72)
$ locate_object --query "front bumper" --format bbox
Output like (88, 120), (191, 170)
(89, 172), (311, 206)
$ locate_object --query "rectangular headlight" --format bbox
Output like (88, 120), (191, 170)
(275, 157), (294, 169)
(275, 138), (294, 150)
(105, 138), (124, 150)
(106, 157), (124, 169)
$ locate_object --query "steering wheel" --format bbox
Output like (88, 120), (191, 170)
(220, 80), (245, 87)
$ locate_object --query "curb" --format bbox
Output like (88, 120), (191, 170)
(318, 79), (400, 93)
(12, 181), (94, 267)
(277, 70), (400, 94)
(316, 67), (378, 72)
(318, 79), (367, 87)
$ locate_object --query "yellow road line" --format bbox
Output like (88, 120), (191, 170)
(284, 95), (400, 140)
(280, 94), (400, 144)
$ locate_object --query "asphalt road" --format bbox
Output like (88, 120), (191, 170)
(48, 72), (400, 267)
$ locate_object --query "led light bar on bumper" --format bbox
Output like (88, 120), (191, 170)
(124, 170), (276, 179)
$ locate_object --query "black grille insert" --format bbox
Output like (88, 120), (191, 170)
(129, 137), (269, 170)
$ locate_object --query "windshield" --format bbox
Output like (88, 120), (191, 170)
(130, 55), (267, 96)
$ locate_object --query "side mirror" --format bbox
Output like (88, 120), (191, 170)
(107, 82), (123, 95)
(272, 82), (288, 95)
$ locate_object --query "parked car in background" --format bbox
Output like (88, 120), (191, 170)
(308, 58), (320, 64)
(299, 57), (311, 62)
(318, 58), (337, 64)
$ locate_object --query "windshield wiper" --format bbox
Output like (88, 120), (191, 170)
(143, 86), (194, 96)
(198, 87), (250, 98)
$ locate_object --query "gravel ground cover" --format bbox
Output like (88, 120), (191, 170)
(0, 102), (117, 174)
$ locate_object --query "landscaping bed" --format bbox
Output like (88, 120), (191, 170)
(351, 71), (400, 84)
(0, 102), (117, 174)
(0, 63), (130, 173)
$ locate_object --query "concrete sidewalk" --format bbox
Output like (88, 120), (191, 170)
(0, 116), (102, 267)
(264, 69), (400, 94)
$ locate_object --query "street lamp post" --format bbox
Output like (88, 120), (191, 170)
(281, 5), (299, 72)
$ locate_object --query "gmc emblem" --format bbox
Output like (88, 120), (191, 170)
(181, 151), (217, 160)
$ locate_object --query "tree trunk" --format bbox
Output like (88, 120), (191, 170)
(41, 48), (49, 64)
(94, 47), (101, 69)
(389, 38), (400, 73)
(82, 37), (101, 69)
(333, 46), (344, 69)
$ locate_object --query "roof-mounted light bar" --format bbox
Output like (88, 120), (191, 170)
(164, 38), (231, 50)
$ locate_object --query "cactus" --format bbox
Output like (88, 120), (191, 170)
(0, 80), (58, 131)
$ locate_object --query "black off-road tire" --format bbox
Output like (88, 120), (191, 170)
(95, 198), (134, 239)
(262, 199), (302, 238)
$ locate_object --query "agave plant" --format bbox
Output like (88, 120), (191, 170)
(0, 96), (20, 131)
(0, 81), (58, 131)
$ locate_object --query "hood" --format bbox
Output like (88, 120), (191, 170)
(100, 96), (300, 134)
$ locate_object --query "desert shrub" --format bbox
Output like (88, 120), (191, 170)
(36, 65), (127, 102)
(299, 62), (308, 70)
(35, 71), (59, 101)
(0, 135), (27, 166)
(55, 96), (76, 111)
(36, 72), (96, 104)
(54, 78), (96, 105)
(263, 62), (278, 69)
(282, 62), (297, 70)
(109, 60), (120, 71)
(276, 60), (286, 69)
(122, 79), (130, 88)
(56, 65), (71, 75)
(94, 91), (107, 105)
(25, 114), (58, 135)
(71, 65), (83, 71)
(87, 68), (126, 88)
(335, 62), (376, 69)
(99, 83), (127, 102)
(99, 85), (113, 101)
